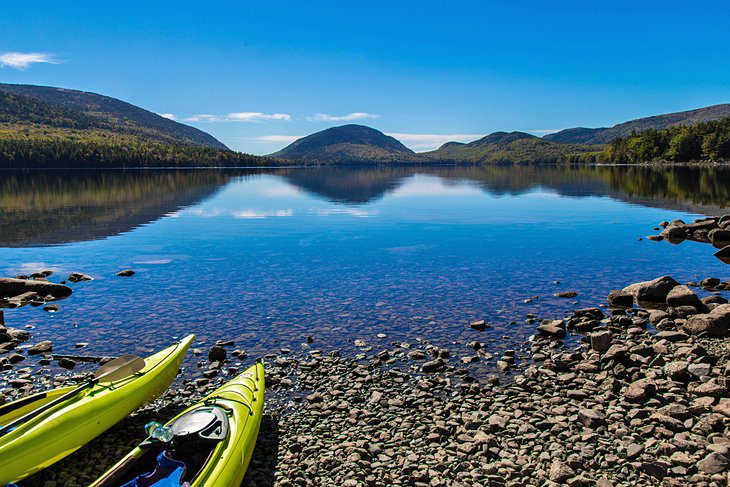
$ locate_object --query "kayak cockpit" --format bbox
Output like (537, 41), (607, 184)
(94, 406), (230, 486)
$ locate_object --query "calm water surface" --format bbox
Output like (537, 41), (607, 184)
(1, 165), (729, 378)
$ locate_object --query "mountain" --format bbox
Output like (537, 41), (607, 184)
(423, 131), (601, 164)
(545, 104), (730, 144)
(0, 83), (227, 149)
(0, 84), (272, 168)
(271, 124), (418, 164)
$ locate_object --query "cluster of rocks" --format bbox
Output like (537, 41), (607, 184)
(649, 215), (730, 264)
(239, 296), (730, 486)
(0, 271), (124, 403)
(9, 270), (730, 486)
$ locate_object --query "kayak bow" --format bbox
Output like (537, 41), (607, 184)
(92, 359), (265, 487)
(0, 334), (194, 484)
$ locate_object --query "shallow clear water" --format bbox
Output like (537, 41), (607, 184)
(1, 165), (729, 377)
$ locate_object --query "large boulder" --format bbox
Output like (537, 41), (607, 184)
(537, 319), (566, 339)
(623, 276), (679, 304)
(0, 278), (72, 300)
(709, 229), (730, 248)
(607, 290), (634, 308)
(683, 306), (730, 337)
(661, 220), (687, 240)
(666, 285), (703, 309)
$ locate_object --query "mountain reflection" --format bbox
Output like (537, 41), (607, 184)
(0, 170), (234, 247)
(1, 165), (728, 247)
(278, 165), (730, 213)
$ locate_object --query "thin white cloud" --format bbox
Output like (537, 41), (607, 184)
(254, 135), (303, 144)
(186, 208), (293, 219)
(0, 51), (60, 69)
(157, 113), (177, 120)
(183, 112), (291, 123)
(307, 112), (379, 122)
(232, 209), (293, 219)
(385, 133), (483, 151)
(528, 129), (563, 134)
(313, 208), (378, 218)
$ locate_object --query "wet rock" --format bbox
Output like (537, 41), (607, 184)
(0, 278), (72, 299)
(116, 269), (135, 277)
(42, 303), (60, 312)
(407, 350), (426, 360)
(623, 275), (679, 304)
(28, 340), (53, 355)
(58, 357), (76, 369)
(607, 290), (634, 308)
(470, 320), (486, 331)
(422, 358), (446, 373)
(709, 229), (730, 248)
(67, 272), (93, 283)
(661, 219), (687, 238)
(554, 291), (578, 298)
(537, 319), (566, 339)
(7, 328), (30, 341)
(666, 285), (703, 309)
(208, 346), (226, 362)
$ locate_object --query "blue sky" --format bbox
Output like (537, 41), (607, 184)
(2, 1), (729, 154)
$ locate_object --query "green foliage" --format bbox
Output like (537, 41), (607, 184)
(567, 117), (730, 164)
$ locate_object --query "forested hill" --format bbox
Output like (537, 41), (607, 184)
(0, 85), (273, 168)
(564, 117), (730, 164)
(545, 104), (730, 144)
(0, 83), (227, 149)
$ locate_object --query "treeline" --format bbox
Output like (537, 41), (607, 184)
(563, 117), (730, 164)
(0, 137), (274, 168)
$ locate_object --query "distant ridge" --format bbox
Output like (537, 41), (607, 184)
(272, 124), (417, 164)
(544, 104), (730, 144)
(0, 83), (228, 149)
(424, 131), (600, 164)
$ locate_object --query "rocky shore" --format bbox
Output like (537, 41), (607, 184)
(3, 223), (730, 485)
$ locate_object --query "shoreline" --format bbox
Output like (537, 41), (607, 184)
(2, 215), (729, 486)
(17, 278), (730, 486)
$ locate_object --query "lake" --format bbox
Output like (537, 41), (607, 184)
(1, 165), (729, 379)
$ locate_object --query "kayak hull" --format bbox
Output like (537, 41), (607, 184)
(92, 359), (265, 487)
(0, 335), (194, 484)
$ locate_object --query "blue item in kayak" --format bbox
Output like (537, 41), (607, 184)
(121, 451), (188, 487)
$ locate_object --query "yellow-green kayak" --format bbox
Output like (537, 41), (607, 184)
(0, 334), (194, 484)
(92, 359), (265, 487)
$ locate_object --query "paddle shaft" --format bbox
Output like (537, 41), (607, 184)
(0, 379), (98, 437)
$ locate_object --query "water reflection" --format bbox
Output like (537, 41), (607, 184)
(0, 165), (728, 248)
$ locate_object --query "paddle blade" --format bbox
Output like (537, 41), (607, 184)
(94, 354), (146, 383)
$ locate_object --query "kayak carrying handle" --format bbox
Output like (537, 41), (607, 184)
(207, 390), (256, 416)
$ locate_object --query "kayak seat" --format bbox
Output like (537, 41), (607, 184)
(170, 406), (228, 442)
(121, 451), (190, 487)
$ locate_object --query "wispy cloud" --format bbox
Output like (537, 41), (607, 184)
(0, 51), (61, 69)
(307, 112), (379, 122)
(254, 135), (303, 144)
(187, 208), (294, 219)
(527, 129), (563, 135)
(157, 113), (177, 120)
(232, 209), (293, 219)
(385, 133), (483, 151)
(313, 208), (378, 218)
(183, 112), (291, 123)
